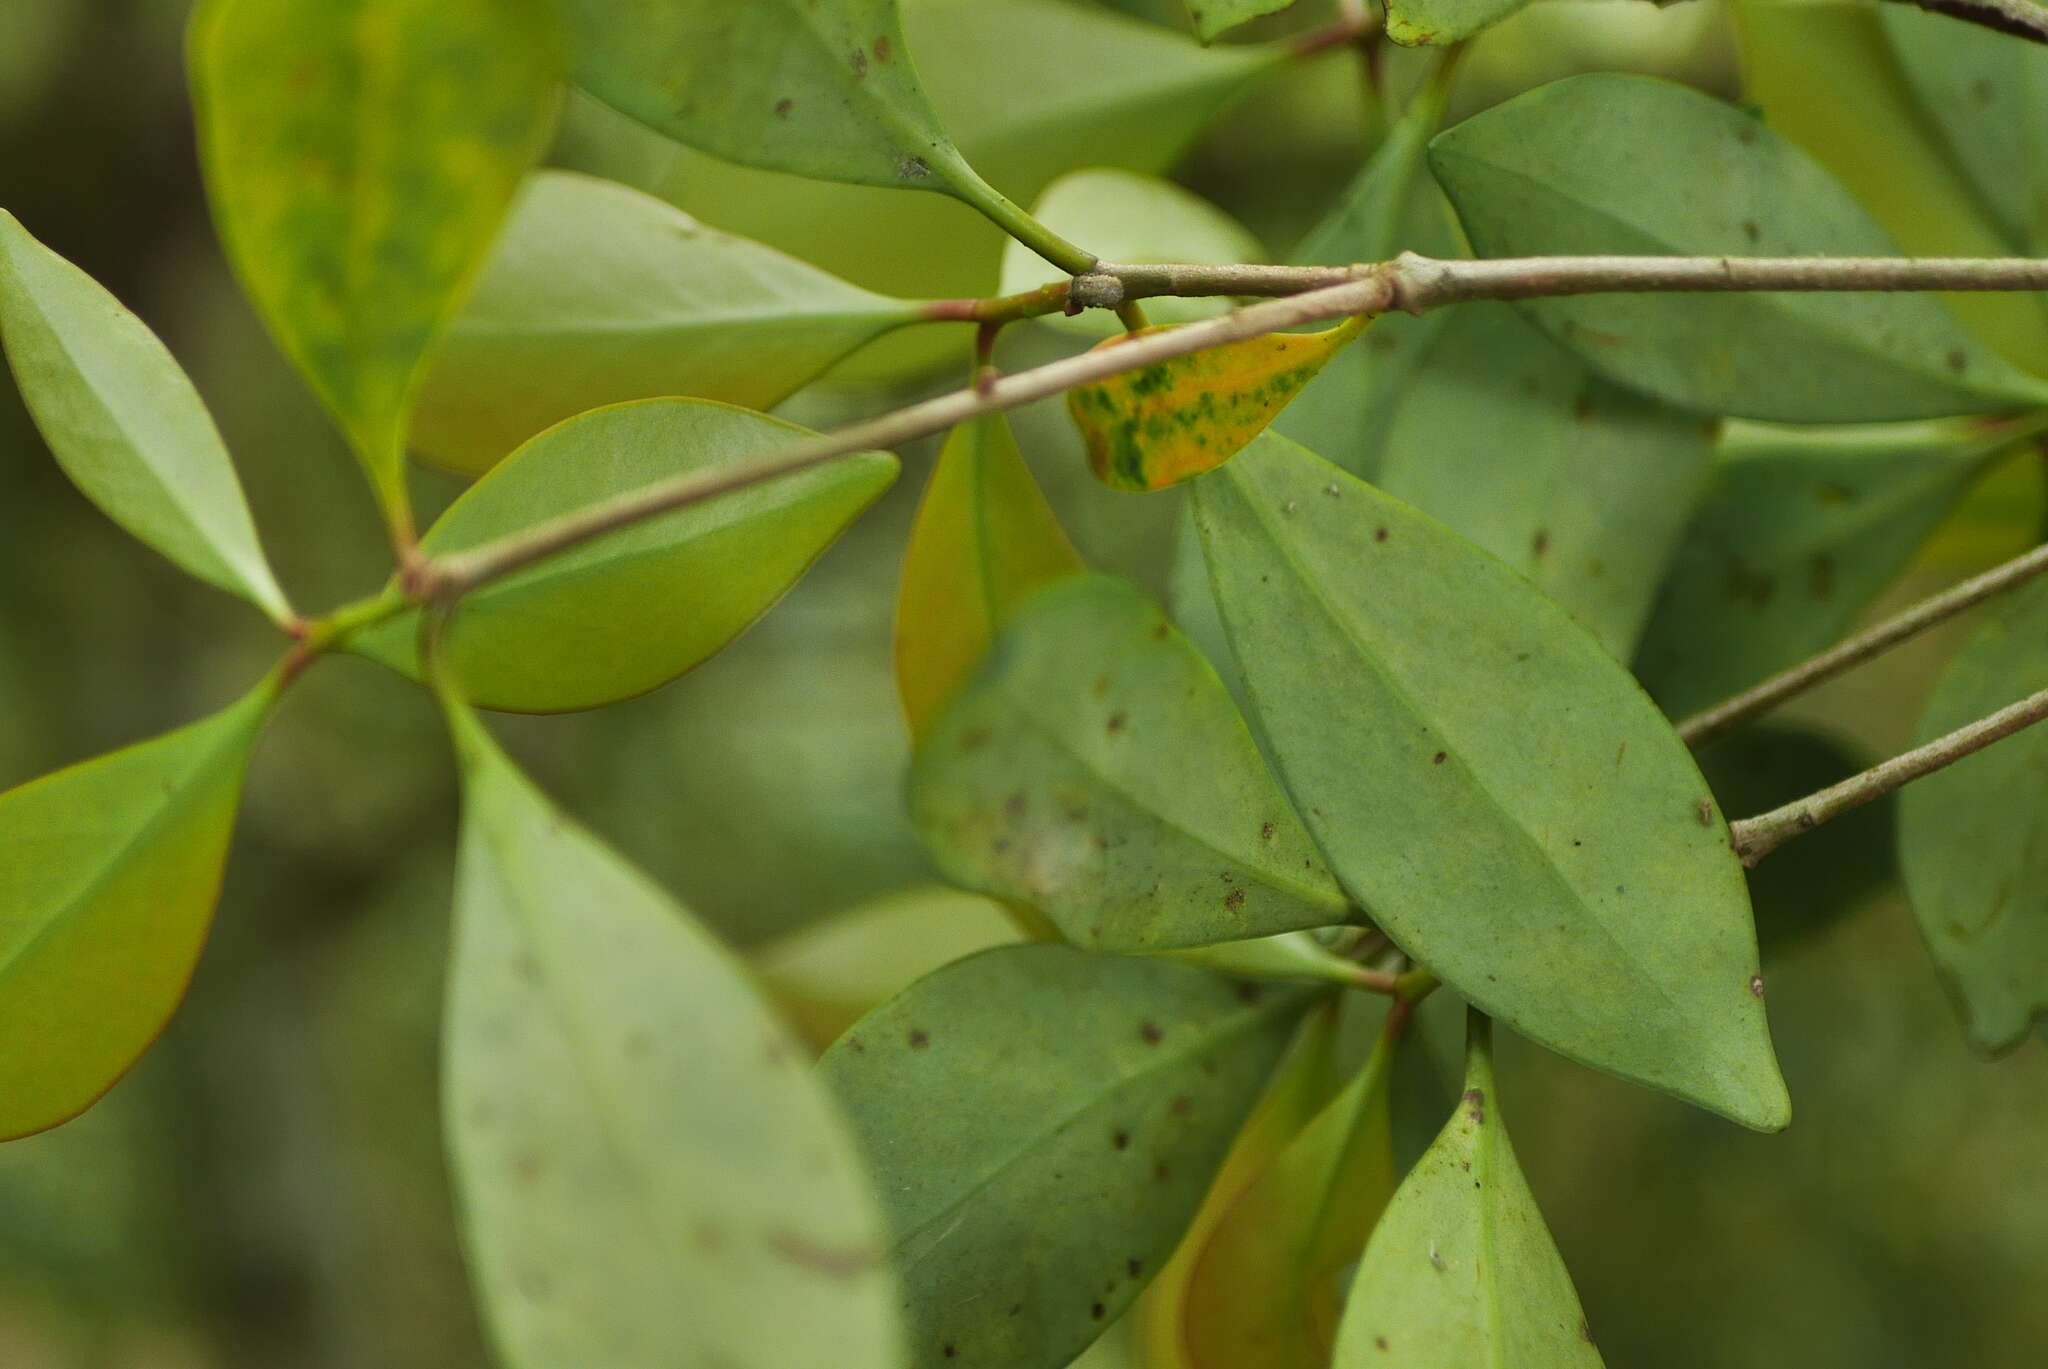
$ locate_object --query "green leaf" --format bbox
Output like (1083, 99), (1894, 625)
(350, 399), (897, 713)
(1070, 317), (1370, 492)
(1380, 301), (1714, 660)
(895, 412), (1085, 742)
(754, 884), (1021, 1050)
(819, 943), (1321, 1369)
(189, 0), (564, 532)
(999, 169), (1264, 337)
(0, 211), (289, 623)
(1138, 1006), (1342, 1369)
(1385, 0), (1533, 48)
(1899, 578), (2048, 1052)
(1737, 2), (2048, 371)
(625, 0), (1284, 376)
(1181, 1021), (1397, 1369)
(563, 0), (1059, 251)
(1880, 6), (2048, 258)
(1192, 434), (1789, 1130)
(1633, 417), (2033, 720)
(909, 574), (1349, 951)
(1276, 66), (1463, 484)
(1429, 73), (2048, 422)
(1332, 1014), (1603, 1368)
(414, 171), (921, 476)
(441, 702), (904, 1369)
(1185, 0), (1298, 43)
(0, 679), (275, 1140)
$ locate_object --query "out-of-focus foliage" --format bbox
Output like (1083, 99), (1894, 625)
(3, 2), (2048, 1367)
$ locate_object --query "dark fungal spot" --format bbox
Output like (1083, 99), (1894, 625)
(897, 155), (931, 180)
(1376, 1337), (1390, 1351)
(1463, 1087), (1486, 1124)
(774, 97), (793, 117)
(961, 726), (991, 751)
(1004, 792), (1026, 820)
(1737, 123), (1758, 145)
(1091, 1303), (1105, 1321)
(1532, 528), (1551, 557)
(846, 1035), (865, 1053)
(873, 35), (892, 62)
(1107, 711), (1128, 734)
(1259, 821), (1276, 840)
(1224, 888), (1246, 911)
(1374, 526), (1389, 542)
(1742, 219), (1760, 243)
(1749, 974), (1766, 997)
(1113, 1129), (1130, 1150)
(943, 1346), (956, 1360)
(1236, 982), (1263, 1004)
(1581, 1319), (1596, 1344)
(1809, 553), (1836, 601)
(1947, 348), (1969, 374)
(909, 1029), (930, 1049)
(1153, 1160), (1172, 1182)
(850, 48), (868, 77)
(1432, 751), (1447, 765)
(1171, 1095), (1193, 1116)
(1140, 1021), (1163, 1045)
(1128, 1257), (1143, 1278)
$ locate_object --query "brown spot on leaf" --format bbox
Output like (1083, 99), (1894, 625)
(1433, 751), (1447, 765)
(1107, 711), (1128, 734)
(1259, 822), (1276, 840)
(1742, 219), (1760, 243)
(1224, 888), (1246, 912)
(850, 48), (868, 77)
(909, 1029), (930, 1049)
(1091, 1302), (1106, 1320)
(1374, 526), (1389, 542)
(873, 35), (892, 62)
(1127, 1257), (1143, 1277)
(1113, 1129), (1130, 1150)
(1532, 527), (1551, 557)
(774, 97), (793, 117)
(1140, 1021), (1163, 1045)
(1749, 974), (1765, 997)
(1004, 792), (1027, 820)
(1947, 348), (1969, 374)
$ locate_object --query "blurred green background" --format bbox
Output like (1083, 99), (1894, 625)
(0, 1), (2043, 1365)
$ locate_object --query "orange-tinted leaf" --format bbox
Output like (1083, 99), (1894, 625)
(1180, 1020), (1398, 1367)
(1138, 1005), (1341, 1369)
(894, 411), (1083, 741)
(1068, 317), (1371, 492)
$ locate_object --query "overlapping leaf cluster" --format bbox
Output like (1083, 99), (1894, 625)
(2, 2), (2047, 1369)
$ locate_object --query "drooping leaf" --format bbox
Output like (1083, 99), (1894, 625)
(1186, 0), (1298, 42)
(1385, 0), (1533, 48)
(1181, 1018), (1398, 1369)
(1429, 73), (2048, 422)
(626, 0), (1285, 377)
(999, 169), (1264, 337)
(0, 679), (275, 1140)
(440, 701), (904, 1369)
(1332, 1014), (1603, 1368)
(1278, 72), (1464, 483)
(1379, 301), (1714, 660)
(1898, 578), (2048, 1052)
(910, 574), (1350, 950)
(350, 399), (896, 712)
(753, 884), (1020, 1049)
(1696, 726), (1893, 960)
(1738, 1), (2048, 370)
(1070, 317), (1371, 492)
(1633, 417), (2034, 720)
(563, 0), (1068, 254)
(0, 211), (288, 622)
(1192, 434), (1789, 1129)
(188, 0), (564, 531)
(819, 943), (1321, 1369)
(1139, 1005), (1343, 1369)
(414, 171), (922, 475)
(1880, 6), (2048, 258)
(895, 412), (1085, 741)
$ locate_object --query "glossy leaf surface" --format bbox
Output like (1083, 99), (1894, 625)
(820, 943), (1319, 1369)
(442, 703), (903, 1369)
(1333, 1017), (1603, 1368)
(0, 211), (288, 621)
(1182, 1023), (1396, 1368)
(352, 400), (896, 712)
(1000, 169), (1262, 337)
(1430, 73), (2048, 422)
(1071, 318), (1369, 492)
(1380, 301), (1714, 659)
(190, 0), (562, 525)
(1899, 579), (2048, 1051)
(1193, 434), (1788, 1129)
(1634, 418), (2027, 720)
(565, 0), (998, 211)
(0, 681), (273, 1139)
(910, 574), (1349, 950)
(414, 172), (919, 475)
(895, 412), (1084, 741)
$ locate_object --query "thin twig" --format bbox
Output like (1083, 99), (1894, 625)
(1679, 533), (2048, 748)
(418, 252), (2048, 600)
(1728, 685), (2048, 866)
(1885, 0), (2048, 45)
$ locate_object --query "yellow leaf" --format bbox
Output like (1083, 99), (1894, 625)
(1069, 317), (1372, 492)
(895, 411), (1084, 741)
(1138, 1004), (1342, 1369)
(1179, 1020), (1399, 1368)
